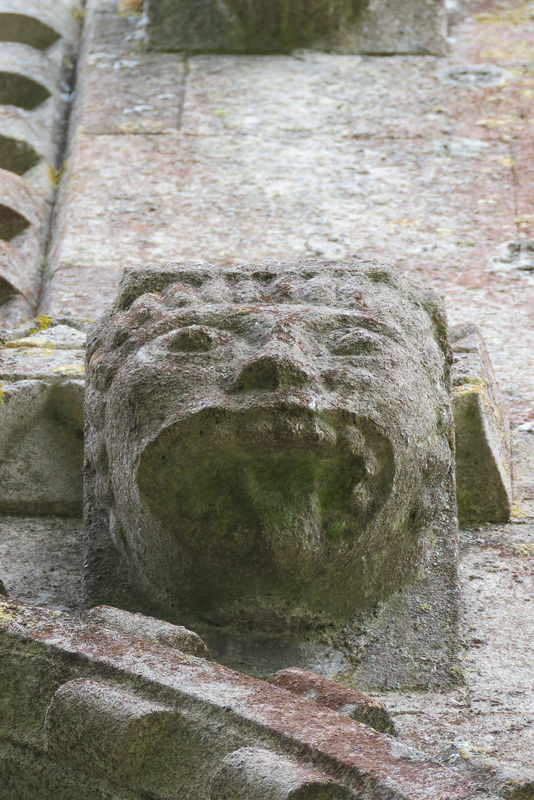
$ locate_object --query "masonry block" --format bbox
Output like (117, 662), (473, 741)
(45, 679), (179, 790)
(451, 323), (512, 525)
(0, 106), (52, 176)
(147, 0), (447, 55)
(0, 317), (86, 515)
(0, 42), (57, 110)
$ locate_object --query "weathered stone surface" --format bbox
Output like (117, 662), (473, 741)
(0, 597), (490, 800)
(70, 0), (184, 136)
(73, 50), (185, 136)
(267, 667), (396, 735)
(451, 323), (512, 525)
(0, 0), (79, 50)
(148, 0), (447, 55)
(0, 317), (86, 514)
(436, 743), (534, 799)
(0, 516), (82, 611)
(85, 259), (459, 688)
(209, 747), (357, 799)
(45, 679), (178, 787)
(492, 241), (534, 273)
(84, 604), (211, 658)
(0, 43), (57, 110)
(0, 170), (49, 317)
(0, 168), (37, 241)
(0, 106), (52, 175)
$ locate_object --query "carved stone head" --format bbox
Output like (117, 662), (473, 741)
(85, 261), (454, 631)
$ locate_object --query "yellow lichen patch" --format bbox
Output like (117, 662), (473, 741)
(70, 6), (85, 24)
(0, 383), (3, 406)
(453, 383), (483, 397)
(35, 315), (52, 331)
(0, 600), (19, 624)
(3, 338), (54, 350)
(387, 217), (422, 229)
(513, 541), (534, 555)
(118, 0), (144, 15)
(496, 156), (516, 168)
(46, 163), (59, 188)
(475, 5), (534, 25)
(511, 502), (529, 521)
(51, 364), (84, 375)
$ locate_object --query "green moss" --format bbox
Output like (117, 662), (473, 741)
(138, 409), (397, 622)
(224, 0), (365, 52)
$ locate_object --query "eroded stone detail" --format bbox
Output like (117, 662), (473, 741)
(209, 747), (357, 799)
(85, 260), (459, 688)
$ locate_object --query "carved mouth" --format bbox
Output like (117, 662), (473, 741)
(138, 406), (393, 532)
(133, 406), (395, 619)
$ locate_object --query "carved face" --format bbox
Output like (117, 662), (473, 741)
(87, 264), (453, 627)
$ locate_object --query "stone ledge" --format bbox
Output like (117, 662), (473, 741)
(0, 597), (492, 800)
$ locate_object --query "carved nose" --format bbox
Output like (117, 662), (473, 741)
(232, 348), (314, 392)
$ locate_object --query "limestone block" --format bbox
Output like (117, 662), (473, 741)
(147, 0), (447, 55)
(0, 597), (489, 800)
(0, 168), (35, 241)
(0, 317), (86, 515)
(85, 259), (460, 689)
(84, 604), (211, 658)
(267, 667), (396, 735)
(210, 747), (357, 799)
(451, 323), (512, 525)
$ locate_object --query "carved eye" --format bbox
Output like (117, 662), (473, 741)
(331, 331), (380, 356)
(166, 326), (215, 353)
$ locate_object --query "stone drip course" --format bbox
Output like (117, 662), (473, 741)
(0, 597), (496, 800)
(0, 0), (81, 326)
